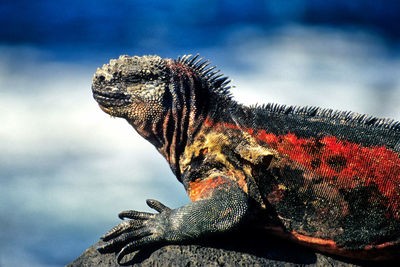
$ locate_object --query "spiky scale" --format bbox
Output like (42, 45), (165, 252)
(186, 54), (200, 65)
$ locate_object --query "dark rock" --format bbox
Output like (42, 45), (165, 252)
(67, 229), (375, 266)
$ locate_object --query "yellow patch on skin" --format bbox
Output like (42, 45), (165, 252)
(242, 165), (253, 179)
(181, 128), (278, 197)
(180, 131), (231, 171)
(278, 184), (287, 190)
(181, 130), (249, 194)
(235, 131), (278, 165)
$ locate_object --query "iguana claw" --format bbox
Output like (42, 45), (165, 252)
(97, 199), (172, 263)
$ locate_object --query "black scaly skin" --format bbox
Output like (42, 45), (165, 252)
(92, 55), (400, 263)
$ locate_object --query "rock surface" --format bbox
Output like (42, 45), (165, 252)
(67, 229), (379, 266)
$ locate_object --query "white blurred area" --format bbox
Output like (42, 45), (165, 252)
(225, 26), (400, 119)
(0, 26), (399, 266)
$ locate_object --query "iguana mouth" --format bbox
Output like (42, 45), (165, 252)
(92, 87), (132, 108)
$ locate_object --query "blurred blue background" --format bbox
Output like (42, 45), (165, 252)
(1, 1), (399, 266)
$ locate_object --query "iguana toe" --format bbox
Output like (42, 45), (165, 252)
(97, 200), (171, 256)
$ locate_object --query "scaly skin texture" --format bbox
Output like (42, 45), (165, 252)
(91, 54), (400, 264)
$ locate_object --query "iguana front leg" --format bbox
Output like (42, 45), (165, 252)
(97, 178), (249, 263)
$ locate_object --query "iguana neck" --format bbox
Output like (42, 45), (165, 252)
(153, 59), (232, 181)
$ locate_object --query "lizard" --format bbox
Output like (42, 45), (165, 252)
(91, 54), (400, 264)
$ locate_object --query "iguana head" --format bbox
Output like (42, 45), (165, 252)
(92, 55), (175, 148)
(92, 54), (231, 174)
(92, 55), (167, 121)
(92, 54), (231, 139)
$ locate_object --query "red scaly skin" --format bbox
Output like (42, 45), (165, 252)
(204, 117), (400, 218)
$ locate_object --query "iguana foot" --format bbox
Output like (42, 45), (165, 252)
(97, 199), (172, 263)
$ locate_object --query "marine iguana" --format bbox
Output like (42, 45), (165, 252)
(91, 54), (400, 263)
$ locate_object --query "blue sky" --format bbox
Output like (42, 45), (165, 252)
(1, 1), (399, 55)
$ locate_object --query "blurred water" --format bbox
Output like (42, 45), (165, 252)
(0, 26), (399, 266)
(2, 0), (400, 45)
